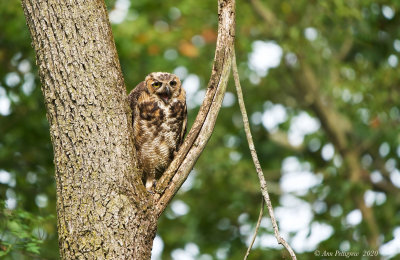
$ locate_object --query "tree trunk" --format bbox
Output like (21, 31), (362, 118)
(21, 0), (155, 258)
(21, 0), (235, 258)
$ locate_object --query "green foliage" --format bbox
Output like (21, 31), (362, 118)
(0, 202), (54, 259)
(1, 0), (400, 259)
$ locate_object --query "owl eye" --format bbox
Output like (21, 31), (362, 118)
(152, 82), (161, 87)
(170, 80), (177, 87)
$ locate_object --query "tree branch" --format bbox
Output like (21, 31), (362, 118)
(297, 61), (380, 249)
(232, 53), (297, 260)
(249, 0), (380, 249)
(244, 198), (264, 260)
(336, 37), (353, 61)
(248, 0), (277, 27)
(154, 0), (236, 217)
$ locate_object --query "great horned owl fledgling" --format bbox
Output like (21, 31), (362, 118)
(128, 72), (187, 191)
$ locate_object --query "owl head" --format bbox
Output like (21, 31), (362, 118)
(145, 72), (182, 103)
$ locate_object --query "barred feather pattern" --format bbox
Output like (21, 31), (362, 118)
(128, 72), (187, 191)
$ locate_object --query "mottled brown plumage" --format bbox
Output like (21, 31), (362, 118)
(128, 72), (187, 191)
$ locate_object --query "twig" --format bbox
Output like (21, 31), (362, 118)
(244, 198), (264, 260)
(248, 0), (277, 27)
(232, 52), (297, 260)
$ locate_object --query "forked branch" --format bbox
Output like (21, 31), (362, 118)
(244, 198), (264, 260)
(154, 0), (236, 216)
(232, 53), (297, 260)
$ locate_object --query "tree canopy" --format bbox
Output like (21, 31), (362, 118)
(1, 0), (400, 259)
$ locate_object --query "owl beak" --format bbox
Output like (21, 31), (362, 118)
(165, 86), (171, 96)
(158, 85), (171, 103)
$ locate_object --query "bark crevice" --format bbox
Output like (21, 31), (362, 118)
(22, 0), (152, 258)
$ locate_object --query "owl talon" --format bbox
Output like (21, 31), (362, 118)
(145, 180), (157, 194)
(145, 178), (153, 190)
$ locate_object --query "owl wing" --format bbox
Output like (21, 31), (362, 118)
(128, 81), (146, 123)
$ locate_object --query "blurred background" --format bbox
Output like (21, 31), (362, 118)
(1, 0), (400, 259)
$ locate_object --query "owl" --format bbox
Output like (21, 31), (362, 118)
(128, 72), (187, 191)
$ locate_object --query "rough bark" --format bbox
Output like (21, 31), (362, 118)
(21, 0), (154, 259)
(22, 0), (236, 259)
